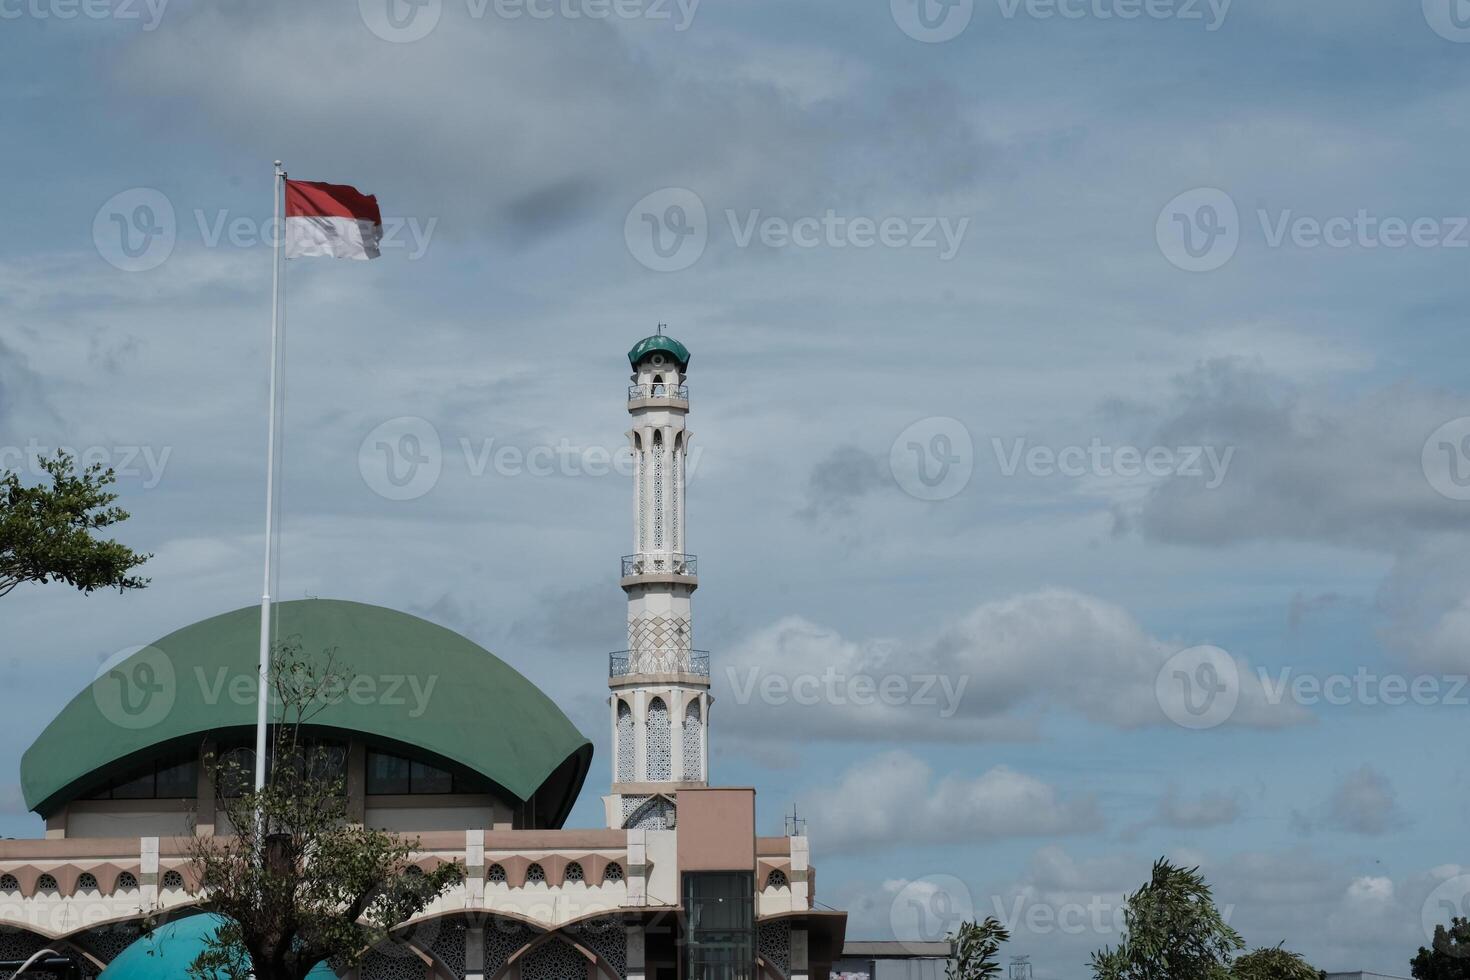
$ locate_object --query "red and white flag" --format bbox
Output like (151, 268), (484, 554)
(284, 179), (383, 260)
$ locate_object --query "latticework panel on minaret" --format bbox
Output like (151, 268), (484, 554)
(638, 449), (647, 551)
(616, 699), (635, 782)
(682, 699), (703, 781)
(671, 448), (680, 551)
(646, 697), (671, 780)
(627, 615), (693, 673)
(653, 445), (664, 548)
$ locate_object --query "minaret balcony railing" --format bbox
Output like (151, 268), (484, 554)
(628, 383), (690, 404)
(610, 650), (710, 678)
(622, 553), (697, 578)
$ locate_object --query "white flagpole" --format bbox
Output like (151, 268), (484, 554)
(255, 160), (285, 795)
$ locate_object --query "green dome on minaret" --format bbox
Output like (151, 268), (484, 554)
(627, 333), (690, 370)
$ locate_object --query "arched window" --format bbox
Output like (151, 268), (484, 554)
(616, 699), (635, 783)
(76, 873), (99, 893)
(36, 874), (58, 893)
(0, 874), (17, 893)
(404, 865), (424, 877)
(564, 862), (584, 884)
(525, 863), (546, 884)
(161, 870), (184, 890)
(601, 863), (624, 884)
(487, 864), (507, 884)
(646, 697), (671, 781)
(682, 699), (702, 781)
(115, 871), (139, 893)
(765, 869), (789, 890)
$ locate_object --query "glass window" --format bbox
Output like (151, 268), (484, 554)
(110, 769), (156, 800)
(411, 760), (453, 794)
(366, 751), (411, 795)
(683, 872), (754, 980)
(156, 759), (198, 798)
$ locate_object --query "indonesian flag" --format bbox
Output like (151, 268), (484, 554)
(284, 179), (383, 260)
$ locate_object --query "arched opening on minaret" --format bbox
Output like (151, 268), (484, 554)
(682, 699), (702, 781)
(646, 696), (671, 780)
(616, 699), (635, 783)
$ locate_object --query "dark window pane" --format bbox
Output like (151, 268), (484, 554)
(410, 760), (453, 794)
(367, 752), (410, 795)
(683, 872), (754, 980)
(110, 770), (156, 800)
(156, 760), (198, 798)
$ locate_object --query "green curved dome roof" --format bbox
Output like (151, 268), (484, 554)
(22, 599), (591, 824)
(100, 914), (336, 980)
(627, 334), (690, 370)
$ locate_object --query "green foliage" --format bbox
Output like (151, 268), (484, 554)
(1231, 945), (1322, 980)
(1412, 916), (1470, 980)
(184, 642), (465, 980)
(1091, 858), (1244, 980)
(0, 451), (149, 597)
(948, 918), (1011, 980)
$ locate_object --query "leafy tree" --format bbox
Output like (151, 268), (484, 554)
(1412, 916), (1470, 980)
(1231, 944), (1322, 980)
(1091, 858), (1244, 980)
(948, 918), (1012, 980)
(183, 642), (465, 980)
(0, 451), (149, 597)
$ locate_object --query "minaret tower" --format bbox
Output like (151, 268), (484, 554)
(604, 330), (710, 831)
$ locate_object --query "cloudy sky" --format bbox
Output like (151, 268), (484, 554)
(5, 0), (1470, 975)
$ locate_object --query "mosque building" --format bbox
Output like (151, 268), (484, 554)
(0, 334), (850, 980)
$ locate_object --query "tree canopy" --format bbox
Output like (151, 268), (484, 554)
(0, 451), (149, 597)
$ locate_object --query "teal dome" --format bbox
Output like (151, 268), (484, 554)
(23, 599), (592, 827)
(627, 334), (690, 370)
(100, 914), (337, 980)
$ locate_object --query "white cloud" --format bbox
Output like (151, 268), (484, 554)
(715, 589), (1308, 743)
(798, 750), (1099, 853)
